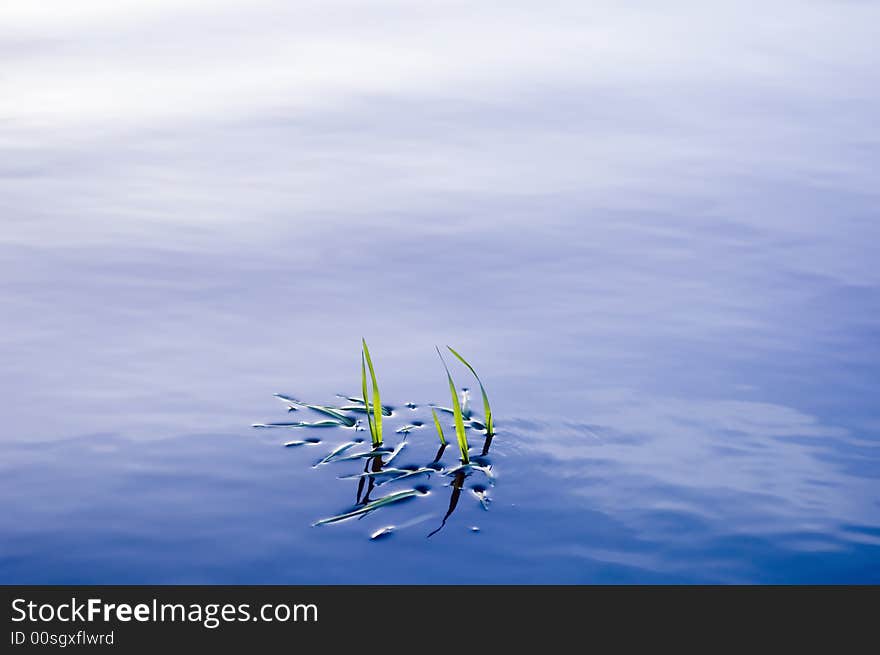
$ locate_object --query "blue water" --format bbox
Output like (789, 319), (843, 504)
(1, 1), (879, 583)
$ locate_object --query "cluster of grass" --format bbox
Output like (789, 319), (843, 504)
(256, 339), (494, 464)
(254, 340), (496, 532)
(355, 340), (491, 463)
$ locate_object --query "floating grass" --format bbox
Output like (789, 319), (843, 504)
(336, 395), (393, 416)
(437, 347), (469, 464)
(313, 489), (422, 526)
(447, 346), (493, 436)
(431, 409), (447, 446)
(362, 339), (383, 446)
(332, 446), (394, 462)
(375, 467), (433, 486)
(253, 420), (343, 428)
(338, 466), (432, 486)
(338, 404), (393, 416)
(273, 393), (305, 410)
(314, 441), (359, 466)
(310, 407), (355, 427)
(338, 468), (411, 481)
(383, 441), (407, 466)
(272, 394), (356, 427)
(253, 341), (501, 537)
(283, 437), (322, 447)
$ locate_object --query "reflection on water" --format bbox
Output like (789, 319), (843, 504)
(428, 470), (467, 539)
(2, 0), (880, 582)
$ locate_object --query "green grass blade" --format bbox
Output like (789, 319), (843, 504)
(362, 339), (383, 445)
(447, 346), (493, 435)
(431, 409), (447, 445)
(361, 354), (377, 445)
(437, 347), (468, 464)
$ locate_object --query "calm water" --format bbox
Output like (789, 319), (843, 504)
(1, 1), (879, 583)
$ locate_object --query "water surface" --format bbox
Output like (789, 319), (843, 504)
(1, 0), (879, 583)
